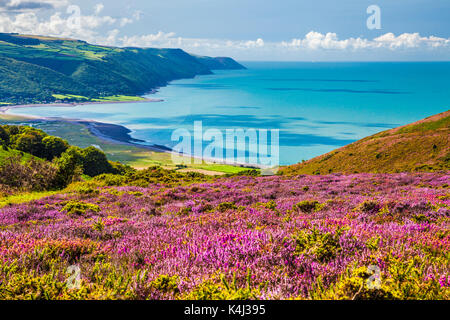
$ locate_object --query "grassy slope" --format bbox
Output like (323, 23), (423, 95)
(0, 146), (37, 164)
(0, 33), (245, 105)
(0, 190), (61, 208)
(280, 110), (450, 175)
(0, 56), (95, 101)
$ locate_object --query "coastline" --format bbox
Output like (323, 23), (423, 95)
(78, 119), (175, 154)
(0, 100), (265, 170)
(0, 100), (174, 154)
(0, 97), (164, 113)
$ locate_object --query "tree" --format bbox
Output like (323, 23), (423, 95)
(81, 146), (113, 177)
(53, 146), (83, 188)
(0, 126), (9, 146)
(42, 135), (69, 160)
(13, 133), (46, 158)
(2, 125), (19, 137)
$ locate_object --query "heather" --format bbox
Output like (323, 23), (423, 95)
(0, 172), (448, 300)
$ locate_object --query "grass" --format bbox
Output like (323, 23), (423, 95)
(16, 34), (73, 41)
(52, 94), (147, 103)
(0, 190), (60, 208)
(91, 95), (147, 102)
(52, 94), (90, 101)
(396, 114), (450, 134)
(0, 148), (36, 164)
(191, 164), (255, 174)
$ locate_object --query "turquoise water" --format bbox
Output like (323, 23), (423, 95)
(7, 62), (450, 165)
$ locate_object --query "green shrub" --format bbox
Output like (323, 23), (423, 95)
(263, 200), (277, 211)
(93, 174), (125, 186)
(177, 206), (193, 216)
(325, 266), (398, 300)
(151, 275), (180, 295)
(293, 200), (322, 213)
(217, 202), (238, 212)
(92, 218), (105, 232)
(181, 274), (260, 300)
(122, 166), (209, 187)
(0, 156), (58, 191)
(225, 169), (260, 177)
(356, 200), (380, 213)
(109, 161), (135, 175)
(289, 227), (344, 263)
(61, 200), (100, 215)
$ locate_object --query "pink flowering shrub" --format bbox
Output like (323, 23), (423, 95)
(0, 172), (448, 299)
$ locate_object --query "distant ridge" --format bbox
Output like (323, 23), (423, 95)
(280, 110), (450, 175)
(194, 56), (246, 70)
(0, 33), (245, 105)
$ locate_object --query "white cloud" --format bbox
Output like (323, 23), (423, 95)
(120, 31), (176, 47)
(113, 30), (450, 61)
(0, 11), (114, 39)
(244, 38), (264, 48)
(0, 3), (448, 61)
(0, 5), (126, 43)
(373, 32), (450, 49)
(114, 30), (450, 56)
(119, 17), (133, 27)
(119, 32), (268, 52)
(281, 31), (450, 51)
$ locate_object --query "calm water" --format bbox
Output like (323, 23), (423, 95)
(8, 62), (450, 165)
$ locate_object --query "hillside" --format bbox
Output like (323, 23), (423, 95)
(194, 55), (247, 70)
(0, 170), (448, 299)
(0, 33), (245, 105)
(0, 120), (449, 300)
(280, 110), (450, 175)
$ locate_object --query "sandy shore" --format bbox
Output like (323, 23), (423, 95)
(76, 119), (264, 169)
(78, 119), (175, 154)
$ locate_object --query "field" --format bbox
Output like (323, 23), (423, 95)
(52, 94), (148, 103)
(0, 172), (448, 299)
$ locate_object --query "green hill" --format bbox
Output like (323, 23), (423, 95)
(280, 110), (450, 175)
(194, 56), (247, 70)
(0, 33), (245, 105)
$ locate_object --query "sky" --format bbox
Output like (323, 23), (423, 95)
(0, 0), (449, 61)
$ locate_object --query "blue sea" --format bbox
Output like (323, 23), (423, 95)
(7, 62), (450, 165)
